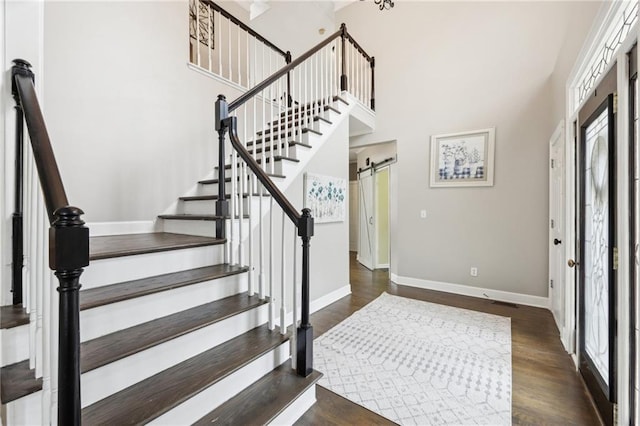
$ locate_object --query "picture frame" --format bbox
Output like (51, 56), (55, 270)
(303, 172), (346, 223)
(430, 127), (495, 187)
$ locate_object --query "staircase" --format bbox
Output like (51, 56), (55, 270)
(1, 95), (354, 425)
(2, 9), (374, 424)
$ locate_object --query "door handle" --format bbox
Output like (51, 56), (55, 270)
(369, 217), (373, 225)
(554, 238), (562, 245)
(568, 259), (578, 268)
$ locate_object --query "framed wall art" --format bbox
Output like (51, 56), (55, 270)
(430, 127), (495, 187)
(304, 173), (346, 223)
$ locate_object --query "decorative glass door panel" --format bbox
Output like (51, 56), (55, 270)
(583, 107), (611, 386)
(577, 63), (616, 425)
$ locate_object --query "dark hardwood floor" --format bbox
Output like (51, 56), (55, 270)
(296, 252), (602, 426)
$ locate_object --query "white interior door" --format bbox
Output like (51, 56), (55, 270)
(549, 122), (566, 341)
(349, 181), (358, 252)
(358, 172), (375, 270)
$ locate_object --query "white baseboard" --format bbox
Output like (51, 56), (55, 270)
(275, 284), (352, 330)
(310, 284), (351, 314)
(390, 273), (549, 309)
(87, 221), (157, 237)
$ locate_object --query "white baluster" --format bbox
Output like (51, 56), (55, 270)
(248, 171), (255, 296)
(291, 229), (298, 369)
(268, 198), (275, 330)
(280, 211), (286, 335)
(258, 160), (265, 299)
(35, 185), (44, 378)
(237, 22), (241, 86)
(25, 146), (36, 370)
(227, 17), (232, 80)
(246, 32), (250, 88)
(229, 152), (236, 265)
(238, 161), (245, 268)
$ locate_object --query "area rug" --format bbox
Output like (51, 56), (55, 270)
(314, 292), (512, 425)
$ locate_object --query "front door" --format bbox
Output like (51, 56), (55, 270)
(577, 64), (617, 425)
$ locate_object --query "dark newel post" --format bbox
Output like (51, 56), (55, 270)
(10, 59), (32, 305)
(370, 56), (376, 111)
(51, 206), (89, 426)
(340, 23), (348, 92)
(296, 208), (314, 377)
(285, 51), (293, 108)
(215, 95), (229, 240)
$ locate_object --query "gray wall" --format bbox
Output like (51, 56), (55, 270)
(42, 1), (249, 223)
(284, 119), (351, 301)
(337, 1), (600, 298)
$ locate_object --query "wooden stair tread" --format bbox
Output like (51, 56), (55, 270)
(81, 324), (289, 425)
(158, 214), (250, 221)
(257, 126), (321, 137)
(179, 194), (267, 201)
(269, 115), (331, 128)
(79, 264), (248, 310)
(81, 293), (265, 373)
(194, 360), (322, 425)
(0, 305), (29, 329)
(281, 104), (340, 118)
(246, 139), (311, 149)
(0, 360), (42, 404)
(332, 95), (349, 105)
(246, 141), (312, 156)
(199, 172), (284, 185)
(218, 156), (300, 170)
(89, 232), (225, 260)
(253, 128), (322, 145)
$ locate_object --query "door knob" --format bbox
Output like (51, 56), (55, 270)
(554, 238), (562, 245)
(568, 259), (578, 268)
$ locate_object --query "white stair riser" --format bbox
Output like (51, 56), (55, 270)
(80, 273), (248, 341)
(82, 303), (269, 408)
(83, 245), (223, 289)
(180, 198), (250, 215)
(269, 381), (317, 425)
(162, 218), (249, 238)
(149, 342), (290, 425)
(1, 325), (30, 367)
(2, 391), (42, 425)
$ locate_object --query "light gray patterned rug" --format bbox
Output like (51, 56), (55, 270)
(314, 292), (512, 425)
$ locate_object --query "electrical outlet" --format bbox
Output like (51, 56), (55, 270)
(470, 267), (478, 277)
(420, 210), (427, 219)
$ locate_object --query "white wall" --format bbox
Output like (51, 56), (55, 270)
(249, 1), (337, 57)
(42, 1), (248, 223)
(337, 1), (600, 298)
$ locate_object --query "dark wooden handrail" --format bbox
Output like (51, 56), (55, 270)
(224, 116), (301, 226)
(344, 30), (372, 62)
(228, 27), (343, 113)
(201, 0), (287, 58)
(13, 64), (69, 224)
(12, 58), (88, 426)
(215, 95), (314, 376)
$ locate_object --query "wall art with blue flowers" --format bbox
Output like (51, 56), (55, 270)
(304, 173), (347, 223)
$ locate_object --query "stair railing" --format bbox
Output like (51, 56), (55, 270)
(189, 0), (291, 91)
(214, 24), (373, 377)
(11, 59), (88, 425)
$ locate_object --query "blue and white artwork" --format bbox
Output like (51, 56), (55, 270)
(304, 173), (346, 223)
(430, 128), (495, 187)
